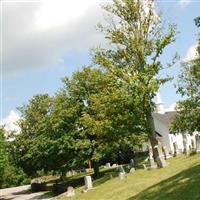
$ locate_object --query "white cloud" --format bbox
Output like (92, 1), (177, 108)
(179, 0), (191, 7)
(183, 44), (198, 62)
(2, 0), (105, 75)
(0, 110), (20, 134)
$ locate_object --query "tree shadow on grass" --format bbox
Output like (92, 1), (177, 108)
(93, 168), (119, 187)
(53, 167), (119, 189)
(127, 164), (200, 200)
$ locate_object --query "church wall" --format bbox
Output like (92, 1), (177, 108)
(153, 117), (172, 154)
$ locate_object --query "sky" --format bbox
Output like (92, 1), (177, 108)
(0, 0), (199, 131)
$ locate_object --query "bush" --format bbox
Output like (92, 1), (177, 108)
(0, 165), (30, 189)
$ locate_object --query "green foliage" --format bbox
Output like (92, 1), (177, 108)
(171, 22), (200, 134)
(194, 16), (200, 27)
(63, 67), (147, 164)
(11, 0), (178, 176)
(12, 67), (147, 177)
(93, 0), (177, 162)
(93, 0), (177, 129)
(0, 127), (8, 188)
(0, 127), (30, 189)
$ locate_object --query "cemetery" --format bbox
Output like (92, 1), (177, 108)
(24, 154), (200, 200)
(0, 0), (199, 200)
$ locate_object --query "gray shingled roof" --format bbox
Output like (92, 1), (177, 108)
(153, 111), (177, 127)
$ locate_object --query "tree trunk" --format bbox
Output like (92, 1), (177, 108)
(146, 109), (167, 168)
(60, 171), (66, 181)
(88, 160), (92, 169)
(93, 161), (100, 177)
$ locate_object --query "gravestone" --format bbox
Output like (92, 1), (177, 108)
(155, 142), (167, 168)
(118, 165), (125, 173)
(142, 164), (147, 170)
(191, 139), (195, 151)
(66, 186), (75, 197)
(130, 159), (135, 168)
(72, 170), (77, 176)
(130, 159), (136, 173)
(112, 163), (118, 168)
(106, 163), (111, 168)
(183, 135), (189, 154)
(85, 168), (93, 173)
(195, 135), (200, 152)
(173, 142), (177, 157)
(162, 146), (167, 160)
(84, 176), (93, 191)
(148, 145), (156, 169)
(119, 172), (125, 180)
(130, 167), (136, 173)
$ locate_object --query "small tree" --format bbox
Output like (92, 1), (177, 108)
(0, 127), (8, 188)
(93, 0), (177, 167)
(171, 20), (200, 134)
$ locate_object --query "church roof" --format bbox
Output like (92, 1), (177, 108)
(153, 111), (177, 127)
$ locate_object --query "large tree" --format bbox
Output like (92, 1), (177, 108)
(62, 66), (146, 176)
(93, 0), (177, 167)
(12, 67), (146, 178)
(12, 93), (81, 177)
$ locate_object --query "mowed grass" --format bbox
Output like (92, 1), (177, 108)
(59, 154), (200, 200)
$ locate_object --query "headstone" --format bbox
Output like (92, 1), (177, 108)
(157, 156), (167, 167)
(66, 186), (75, 197)
(129, 159), (135, 173)
(162, 146), (167, 160)
(162, 146), (171, 159)
(195, 135), (200, 152)
(142, 164), (147, 170)
(130, 159), (135, 168)
(84, 176), (93, 191)
(173, 142), (177, 157)
(119, 172), (125, 180)
(129, 167), (136, 173)
(191, 139), (195, 151)
(183, 135), (189, 154)
(67, 171), (72, 177)
(118, 165), (125, 173)
(85, 168), (93, 173)
(154, 142), (167, 168)
(106, 163), (111, 168)
(148, 145), (156, 169)
(72, 170), (77, 176)
(112, 163), (117, 168)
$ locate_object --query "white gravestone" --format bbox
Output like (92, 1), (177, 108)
(119, 172), (125, 180)
(66, 186), (75, 197)
(130, 159), (136, 173)
(106, 163), (111, 168)
(130, 168), (136, 173)
(118, 165), (125, 173)
(112, 164), (118, 168)
(84, 176), (93, 191)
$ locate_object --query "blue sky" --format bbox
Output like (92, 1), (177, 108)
(1, 0), (200, 125)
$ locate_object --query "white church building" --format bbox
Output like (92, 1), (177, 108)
(144, 92), (199, 157)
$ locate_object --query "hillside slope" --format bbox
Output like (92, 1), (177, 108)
(60, 154), (200, 200)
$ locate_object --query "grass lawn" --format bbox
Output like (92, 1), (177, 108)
(59, 154), (200, 200)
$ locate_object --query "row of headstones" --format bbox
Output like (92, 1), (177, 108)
(173, 134), (200, 156)
(66, 168), (94, 177)
(65, 160), (136, 197)
(65, 176), (93, 197)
